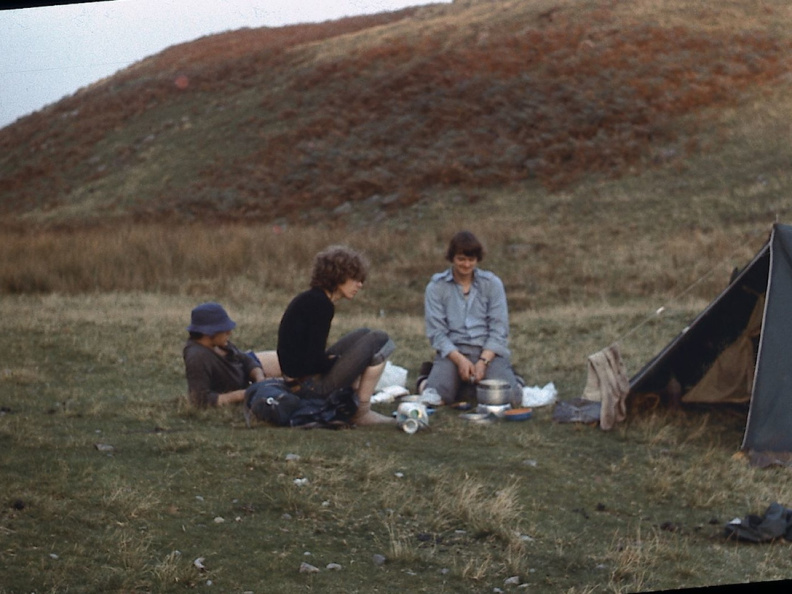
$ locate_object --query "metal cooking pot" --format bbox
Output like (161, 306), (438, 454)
(476, 379), (512, 405)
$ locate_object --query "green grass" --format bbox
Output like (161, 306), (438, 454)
(2, 294), (791, 593)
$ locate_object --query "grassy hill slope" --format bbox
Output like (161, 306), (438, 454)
(1, 0), (791, 227)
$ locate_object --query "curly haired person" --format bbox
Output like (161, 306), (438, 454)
(277, 245), (396, 425)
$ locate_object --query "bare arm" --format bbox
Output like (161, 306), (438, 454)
(216, 389), (246, 406)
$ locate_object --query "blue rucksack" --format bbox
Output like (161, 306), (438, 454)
(244, 379), (358, 429)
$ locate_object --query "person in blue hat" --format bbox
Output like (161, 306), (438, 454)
(183, 302), (278, 407)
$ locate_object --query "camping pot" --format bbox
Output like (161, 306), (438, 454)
(476, 379), (512, 405)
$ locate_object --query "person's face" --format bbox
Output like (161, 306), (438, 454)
(337, 277), (363, 300)
(210, 330), (232, 348)
(452, 253), (478, 279)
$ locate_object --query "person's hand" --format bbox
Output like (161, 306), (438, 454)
(473, 359), (488, 383)
(456, 358), (476, 383)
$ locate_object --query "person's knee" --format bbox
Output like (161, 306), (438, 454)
(426, 381), (455, 405)
(425, 372), (457, 404)
(511, 385), (523, 407)
(370, 335), (395, 366)
(368, 329), (391, 347)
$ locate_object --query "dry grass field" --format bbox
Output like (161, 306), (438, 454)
(3, 0), (792, 591)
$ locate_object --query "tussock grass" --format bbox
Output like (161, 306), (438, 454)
(383, 515), (424, 563)
(149, 549), (195, 589)
(606, 525), (662, 593)
(431, 473), (526, 544)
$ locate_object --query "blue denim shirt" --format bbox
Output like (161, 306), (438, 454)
(424, 268), (511, 359)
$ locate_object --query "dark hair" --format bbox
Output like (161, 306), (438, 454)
(310, 245), (369, 292)
(445, 230), (484, 262)
(189, 331), (205, 340)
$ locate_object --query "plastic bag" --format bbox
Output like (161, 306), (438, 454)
(374, 361), (408, 391)
(371, 385), (409, 404)
(522, 382), (558, 408)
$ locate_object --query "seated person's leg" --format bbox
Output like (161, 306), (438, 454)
(327, 331), (393, 425)
(254, 350), (282, 378)
(356, 360), (386, 401)
(424, 354), (462, 405)
(326, 328), (371, 356)
(318, 329), (393, 395)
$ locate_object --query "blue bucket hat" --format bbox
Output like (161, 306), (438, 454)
(187, 302), (236, 335)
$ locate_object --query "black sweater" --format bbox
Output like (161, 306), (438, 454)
(277, 287), (335, 378)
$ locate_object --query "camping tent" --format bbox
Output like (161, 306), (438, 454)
(628, 223), (792, 462)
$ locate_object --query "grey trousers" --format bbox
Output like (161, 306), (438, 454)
(425, 345), (522, 406)
(298, 328), (395, 398)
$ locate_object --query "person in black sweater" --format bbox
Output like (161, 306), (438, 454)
(277, 245), (395, 425)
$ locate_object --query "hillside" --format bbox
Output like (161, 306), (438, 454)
(1, 0), (792, 227)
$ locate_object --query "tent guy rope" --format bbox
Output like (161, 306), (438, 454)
(613, 228), (768, 345)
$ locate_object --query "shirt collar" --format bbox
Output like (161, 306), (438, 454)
(440, 267), (479, 285)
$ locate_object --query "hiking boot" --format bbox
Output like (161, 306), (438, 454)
(415, 361), (433, 394)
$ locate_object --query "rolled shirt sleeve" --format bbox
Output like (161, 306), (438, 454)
(425, 273), (459, 358)
(479, 274), (510, 358)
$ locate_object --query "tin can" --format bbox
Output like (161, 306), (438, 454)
(401, 417), (420, 434)
(396, 402), (429, 433)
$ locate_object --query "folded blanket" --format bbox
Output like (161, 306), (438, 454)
(582, 343), (629, 430)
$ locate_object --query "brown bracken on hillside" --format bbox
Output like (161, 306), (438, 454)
(0, 3), (790, 224)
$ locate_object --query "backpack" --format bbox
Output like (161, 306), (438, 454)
(244, 379), (358, 429)
(244, 379), (302, 426)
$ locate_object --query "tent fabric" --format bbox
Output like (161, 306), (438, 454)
(627, 223), (792, 460)
(742, 226), (792, 452)
(629, 240), (769, 399)
(582, 343), (629, 430)
(682, 295), (763, 404)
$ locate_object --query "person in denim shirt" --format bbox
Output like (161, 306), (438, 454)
(422, 231), (522, 406)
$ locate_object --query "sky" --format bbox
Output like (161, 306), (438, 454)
(0, 0), (448, 129)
